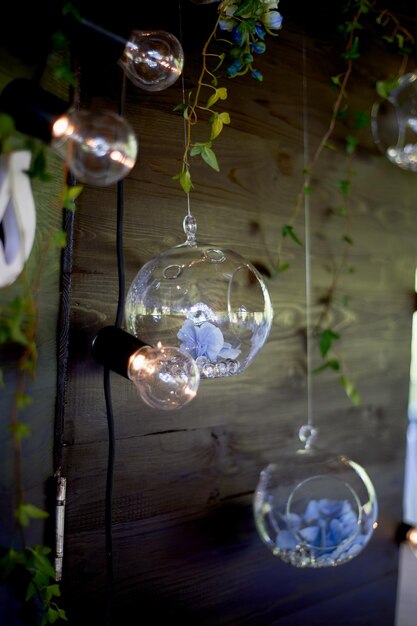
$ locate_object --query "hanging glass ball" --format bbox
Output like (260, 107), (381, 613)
(371, 72), (417, 171)
(125, 216), (273, 378)
(253, 430), (378, 568)
(52, 109), (138, 186)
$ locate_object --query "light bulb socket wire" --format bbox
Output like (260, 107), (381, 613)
(0, 78), (68, 144)
(92, 325), (147, 379)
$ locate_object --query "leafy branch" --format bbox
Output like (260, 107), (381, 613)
(0, 116), (80, 623)
(173, 0), (283, 194)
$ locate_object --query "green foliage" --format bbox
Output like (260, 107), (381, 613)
(282, 225), (303, 246)
(26, 147), (52, 182)
(62, 184), (83, 211)
(376, 78), (398, 99)
(339, 375), (361, 405)
(319, 329), (340, 358)
(0, 545), (67, 624)
(173, 0), (282, 194)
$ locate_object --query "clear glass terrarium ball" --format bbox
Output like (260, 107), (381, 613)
(125, 218), (273, 379)
(253, 439), (378, 568)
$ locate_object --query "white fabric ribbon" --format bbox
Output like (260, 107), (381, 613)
(0, 150), (36, 287)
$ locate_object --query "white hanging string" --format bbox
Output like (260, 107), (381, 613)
(299, 35), (317, 449)
(303, 39), (313, 429)
(178, 0), (192, 220)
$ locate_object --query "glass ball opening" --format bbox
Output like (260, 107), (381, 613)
(52, 110), (138, 186)
(253, 447), (378, 568)
(125, 242), (273, 379)
(128, 344), (200, 411)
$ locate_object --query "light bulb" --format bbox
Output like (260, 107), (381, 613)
(128, 343), (200, 410)
(92, 326), (199, 411)
(51, 109), (138, 186)
(119, 30), (184, 92)
(0, 79), (138, 187)
(406, 527), (417, 556)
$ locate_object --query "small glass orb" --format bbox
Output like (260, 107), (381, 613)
(120, 30), (184, 92)
(125, 236), (273, 379)
(52, 109), (138, 186)
(128, 343), (200, 410)
(372, 72), (417, 171)
(254, 442), (378, 568)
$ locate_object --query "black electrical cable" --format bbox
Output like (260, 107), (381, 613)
(103, 72), (128, 626)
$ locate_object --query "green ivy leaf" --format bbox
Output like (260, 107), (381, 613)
(201, 146), (220, 171)
(313, 359), (341, 374)
(0, 113), (15, 140)
(62, 184), (83, 211)
(172, 170), (193, 194)
(343, 36), (360, 60)
(26, 148), (52, 182)
(353, 111), (370, 129)
(16, 504), (49, 527)
(282, 225), (303, 246)
(342, 234), (353, 244)
(345, 135), (359, 155)
(9, 421), (31, 441)
(339, 375), (361, 406)
(173, 103), (186, 112)
(15, 392), (33, 410)
(339, 179), (350, 197)
(376, 78), (399, 99)
(319, 329), (340, 358)
(276, 262), (289, 272)
(206, 87), (228, 109)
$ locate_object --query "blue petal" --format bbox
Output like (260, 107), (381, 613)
(219, 341), (241, 360)
(277, 530), (298, 550)
(299, 525), (320, 544)
(329, 518), (343, 545)
(304, 499), (319, 523)
(318, 499), (345, 517)
(198, 322), (224, 361)
(177, 319), (197, 344)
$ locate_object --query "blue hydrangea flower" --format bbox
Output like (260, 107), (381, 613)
(177, 319), (240, 361)
(276, 497), (367, 564)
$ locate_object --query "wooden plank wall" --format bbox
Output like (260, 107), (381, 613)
(61, 2), (417, 624)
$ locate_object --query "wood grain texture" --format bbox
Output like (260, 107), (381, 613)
(61, 4), (416, 625)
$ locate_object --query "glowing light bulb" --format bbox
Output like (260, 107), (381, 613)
(128, 343), (200, 410)
(92, 326), (199, 411)
(407, 527), (417, 556)
(0, 79), (138, 187)
(52, 109), (138, 186)
(119, 30), (184, 92)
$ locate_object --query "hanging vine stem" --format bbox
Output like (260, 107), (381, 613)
(276, 0), (414, 273)
(173, 0), (283, 194)
(173, 14), (228, 194)
(271, 0), (414, 405)
(0, 145), (79, 625)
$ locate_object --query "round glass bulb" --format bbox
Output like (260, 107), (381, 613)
(52, 109), (138, 186)
(254, 442), (378, 568)
(119, 30), (184, 92)
(128, 343), (200, 411)
(125, 220), (273, 379)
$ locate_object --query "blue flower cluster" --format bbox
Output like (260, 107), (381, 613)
(276, 498), (370, 565)
(218, 0), (283, 81)
(177, 319), (240, 361)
